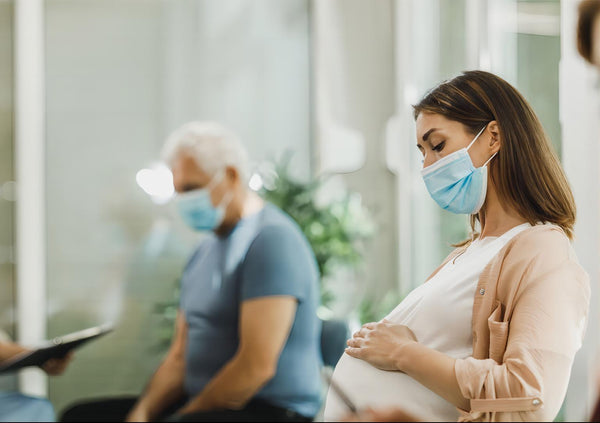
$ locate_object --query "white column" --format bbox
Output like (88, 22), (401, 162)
(311, 0), (366, 175)
(14, 0), (47, 397)
(388, 0), (442, 294)
(560, 0), (600, 420)
(488, 0), (517, 83)
(465, 0), (489, 70)
(388, 0), (414, 296)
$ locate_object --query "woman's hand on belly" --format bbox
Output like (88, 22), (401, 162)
(345, 321), (469, 412)
(345, 319), (417, 371)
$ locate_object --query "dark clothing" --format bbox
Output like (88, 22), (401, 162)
(60, 396), (141, 422)
(169, 400), (312, 422)
(59, 396), (312, 422)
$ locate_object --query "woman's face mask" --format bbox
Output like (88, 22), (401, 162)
(175, 171), (233, 232)
(420, 125), (497, 215)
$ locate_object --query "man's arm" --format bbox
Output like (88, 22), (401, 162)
(177, 295), (297, 414)
(126, 311), (188, 422)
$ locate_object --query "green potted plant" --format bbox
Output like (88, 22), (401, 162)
(258, 156), (377, 313)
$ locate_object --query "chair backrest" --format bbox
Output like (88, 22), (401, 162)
(320, 318), (350, 368)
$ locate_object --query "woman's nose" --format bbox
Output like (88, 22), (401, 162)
(422, 155), (436, 169)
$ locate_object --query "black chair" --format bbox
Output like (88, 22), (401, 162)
(61, 319), (351, 421)
(320, 319), (350, 368)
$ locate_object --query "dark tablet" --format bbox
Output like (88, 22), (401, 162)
(0, 324), (114, 373)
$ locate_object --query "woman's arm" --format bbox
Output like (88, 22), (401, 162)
(398, 342), (469, 410)
(345, 321), (469, 411)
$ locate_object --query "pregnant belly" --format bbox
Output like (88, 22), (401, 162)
(324, 354), (459, 422)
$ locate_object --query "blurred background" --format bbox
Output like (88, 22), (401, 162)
(1, 0), (599, 420)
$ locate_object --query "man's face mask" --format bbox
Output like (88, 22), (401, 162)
(176, 171), (233, 231)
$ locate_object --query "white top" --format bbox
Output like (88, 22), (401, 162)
(324, 223), (531, 422)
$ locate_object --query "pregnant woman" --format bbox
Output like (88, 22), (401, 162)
(324, 71), (590, 422)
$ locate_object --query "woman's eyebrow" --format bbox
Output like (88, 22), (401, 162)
(422, 128), (439, 142)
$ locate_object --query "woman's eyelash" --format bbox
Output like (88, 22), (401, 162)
(432, 141), (445, 152)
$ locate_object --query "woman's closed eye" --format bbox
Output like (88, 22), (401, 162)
(431, 141), (445, 152)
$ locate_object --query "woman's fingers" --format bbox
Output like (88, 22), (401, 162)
(347, 337), (363, 348)
(344, 347), (363, 359)
(362, 322), (376, 330)
(353, 326), (370, 339)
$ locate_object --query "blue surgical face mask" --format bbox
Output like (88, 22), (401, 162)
(175, 172), (233, 231)
(420, 125), (496, 215)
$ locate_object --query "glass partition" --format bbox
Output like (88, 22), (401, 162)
(45, 0), (311, 413)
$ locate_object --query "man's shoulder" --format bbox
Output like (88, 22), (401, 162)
(256, 204), (305, 241)
(247, 205), (315, 263)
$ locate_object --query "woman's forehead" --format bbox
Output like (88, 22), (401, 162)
(416, 113), (463, 139)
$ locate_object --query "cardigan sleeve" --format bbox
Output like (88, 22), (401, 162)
(455, 231), (590, 422)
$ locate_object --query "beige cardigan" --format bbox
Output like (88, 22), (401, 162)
(427, 224), (590, 422)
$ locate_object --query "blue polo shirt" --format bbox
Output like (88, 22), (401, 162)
(179, 204), (322, 417)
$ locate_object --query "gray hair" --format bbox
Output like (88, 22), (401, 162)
(162, 121), (250, 183)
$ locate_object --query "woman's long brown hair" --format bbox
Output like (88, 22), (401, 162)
(413, 70), (576, 240)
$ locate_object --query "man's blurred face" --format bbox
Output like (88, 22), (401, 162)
(171, 153), (212, 194)
(171, 152), (245, 233)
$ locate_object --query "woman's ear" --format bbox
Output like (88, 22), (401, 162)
(487, 121), (501, 154)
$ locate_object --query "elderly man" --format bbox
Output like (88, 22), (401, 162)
(123, 122), (322, 422)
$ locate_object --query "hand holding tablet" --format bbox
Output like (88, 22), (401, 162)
(0, 323), (114, 374)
